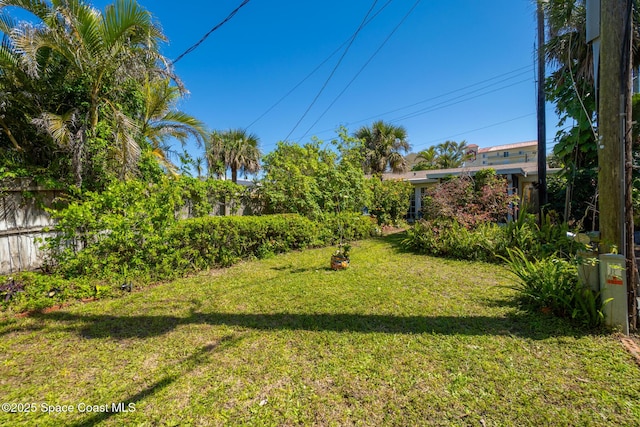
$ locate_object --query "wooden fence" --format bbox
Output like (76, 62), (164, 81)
(0, 179), (253, 275)
(0, 180), (61, 275)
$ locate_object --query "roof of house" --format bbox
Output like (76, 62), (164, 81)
(476, 140), (537, 153)
(382, 161), (559, 184)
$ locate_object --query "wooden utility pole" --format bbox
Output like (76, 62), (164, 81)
(536, 1), (547, 220)
(621, 0), (637, 330)
(597, 0), (625, 254)
(598, 0), (636, 330)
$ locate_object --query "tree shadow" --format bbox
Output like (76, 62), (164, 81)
(70, 335), (239, 427)
(27, 309), (589, 341)
(377, 231), (412, 254)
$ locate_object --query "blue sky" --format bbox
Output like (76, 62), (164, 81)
(11, 1), (559, 164)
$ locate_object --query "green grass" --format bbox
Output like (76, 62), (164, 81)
(1, 233), (639, 426)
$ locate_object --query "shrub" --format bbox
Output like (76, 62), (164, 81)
(402, 218), (506, 262)
(502, 248), (609, 328)
(49, 212), (375, 281)
(422, 171), (517, 228)
(367, 178), (413, 225)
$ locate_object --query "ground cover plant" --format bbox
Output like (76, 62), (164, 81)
(1, 234), (639, 426)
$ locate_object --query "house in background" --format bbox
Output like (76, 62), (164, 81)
(465, 140), (538, 167)
(386, 141), (556, 221)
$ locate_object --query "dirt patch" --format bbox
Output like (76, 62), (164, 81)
(620, 335), (640, 367)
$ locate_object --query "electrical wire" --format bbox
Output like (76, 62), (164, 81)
(172, 0), (252, 65)
(389, 78), (531, 123)
(282, 0), (380, 142)
(298, 0), (422, 142)
(291, 66), (534, 141)
(245, 0), (395, 130)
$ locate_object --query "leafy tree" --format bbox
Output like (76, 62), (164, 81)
(367, 178), (412, 225)
(259, 129), (370, 218)
(207, 129), (261, 183)
(0, 0), (183, 188)
(354, 120), (411, 175)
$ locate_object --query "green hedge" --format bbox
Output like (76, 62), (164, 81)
(2, 213), (375, 313)
(55, 213), (375, 281)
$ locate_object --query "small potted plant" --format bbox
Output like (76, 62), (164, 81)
(330, 243), (351, 270)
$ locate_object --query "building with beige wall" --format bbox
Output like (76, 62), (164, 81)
(465, 140), (538, 167)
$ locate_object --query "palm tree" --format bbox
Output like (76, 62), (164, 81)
(207, 129), (261, 183)
(138, 77), (208, 175)
(412, 146), (438, 171)
(435, 140), (470, 169)
(1, 0), (169, 186)
(355, 120), (411, 175)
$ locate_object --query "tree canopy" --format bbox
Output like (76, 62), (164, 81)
(355, 120), (411, 175)
(0, 0), (204, 189)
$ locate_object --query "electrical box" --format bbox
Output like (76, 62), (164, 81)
(599, 254), (629, 335)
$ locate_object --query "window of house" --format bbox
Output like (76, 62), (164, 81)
(503, 152), (509, 157)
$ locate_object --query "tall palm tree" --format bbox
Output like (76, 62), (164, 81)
(354, 120), (410, 175)
(1, 0), (168, 186)
(138, 77), (208, 175)
(207, 129), (261, 183)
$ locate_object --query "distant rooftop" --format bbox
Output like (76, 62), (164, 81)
(476, 140), (537, 153)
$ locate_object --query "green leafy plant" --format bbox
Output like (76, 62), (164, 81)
(367, 178), (413, 225)
(501, 247), (608, 327)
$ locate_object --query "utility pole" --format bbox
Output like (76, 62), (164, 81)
(536, 0), (547, 221)
(597, 0), (625, 254)
(621, 0), (637, 330)
(598, 0), (636, 330)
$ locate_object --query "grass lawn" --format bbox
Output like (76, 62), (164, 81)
(1, 233), (639, 426)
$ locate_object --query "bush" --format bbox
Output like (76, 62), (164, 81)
(502, 248), (609, 328)
(402, 218), (506, 262)
(49, 212), (375, 281)
(422, 171), (516, 228)
(367, 178), (412, 225)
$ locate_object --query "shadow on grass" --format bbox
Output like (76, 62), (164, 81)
(70, 336), (239, 427)
(27, 309), (588, 341)
(378, 231), (412, 254)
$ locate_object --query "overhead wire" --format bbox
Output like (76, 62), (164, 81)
(172, 0), (252, 65)
(298, 0), (422, 142)
(290, 65), (534, 141)
(246, 0), (395, 130)
(388, 78), (531, 123)
(282, 0), (380, 142)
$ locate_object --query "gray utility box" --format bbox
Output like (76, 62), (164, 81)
(599, 254), (629, 335)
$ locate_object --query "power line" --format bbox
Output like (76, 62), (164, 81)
(246, 0), (394, 130)
(389, 78), (531, 123)
(172, 0), (252, 65)
(363, 66), (533, 122)
(412, 105), (557, 152)
(291, 65), (534, 141)
(298, 0), (422, 142)
(282, 0), (380, 142)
